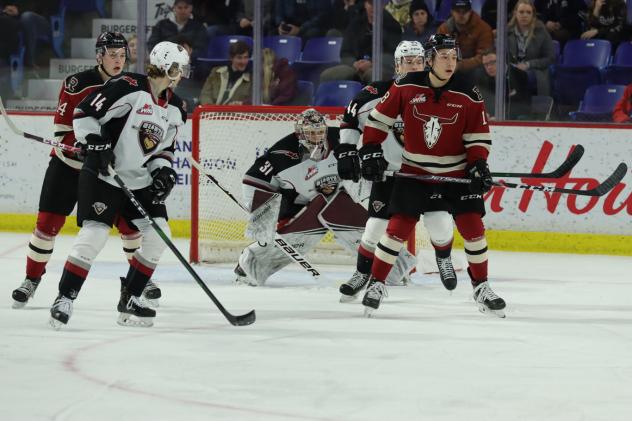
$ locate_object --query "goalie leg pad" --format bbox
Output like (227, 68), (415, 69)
(318, 190), (369, 255)
(384, 248), (417, 286)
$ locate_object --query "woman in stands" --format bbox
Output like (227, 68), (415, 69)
(262, 48), (298, 105)
(506, 0), (556, 96)
(580, 0), (628, 48)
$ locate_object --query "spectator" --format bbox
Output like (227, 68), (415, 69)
(126, 34), (138, 72)
(262, 48), (298, 104)
(1, 1), (58, 70)
(173, 35), (202, 111)
(580, 0), (627, 48)
(481, 0), (518, 31)
(612, 82), (632, 123)
(534, 0), (586, 46)
(243, 0), (275, 35)
(193, 0), (251, 38)
(402, 0), (439, 44)
(199, 40), (251, 105)
(275, 0), (333, 40)
(507, 0), (555, 95)
(320, 0), (401, 83)
(330, 0), (364, 36)
(437, 0), (493, 73)
(148, 0), (207, 60)
(474, 48), (531, 119)
(385, 0), (413, 29)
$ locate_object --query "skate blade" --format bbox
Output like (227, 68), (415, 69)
(12, 300), (27, 309)
(117, 313), (154, 327)
(339, 294), (358, 303)
(49, 317), (66, 330)
(363, 306), (376, 318)
(478, 305), (506, 318)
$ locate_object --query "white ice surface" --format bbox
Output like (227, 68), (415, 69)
(1, 232), (631, 421)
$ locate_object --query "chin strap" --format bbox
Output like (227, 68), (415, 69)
(99, 64), (116, 79)
(429, 66), (448, 82)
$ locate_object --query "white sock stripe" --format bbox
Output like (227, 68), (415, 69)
(29, 233), (55, 251)
(375, 248), (399, 265)
(33, 229), (54, 241)
(67, 255), (92, 271)
(466, 252), (488, 264)
(380, 235), (404, 253)
(464, 237), (487, 252)
(27, 250), (51, 263)
(134, 252), (158, 270)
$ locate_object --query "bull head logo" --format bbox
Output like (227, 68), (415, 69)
(412, 106), (458, 149)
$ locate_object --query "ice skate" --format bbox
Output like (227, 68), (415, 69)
(142, 279), (161, 307)
(49, 294), (73, 330)
(12, 277), (41, 309)
(339, 270), (370, 302)
(473, 281), (506, 318)
(234, 263), (258, 287)
(436, 255), (457, 291)
(117, 289), (156, 327)
(362, 278), (387, 317)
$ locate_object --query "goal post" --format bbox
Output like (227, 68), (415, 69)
(190, 105), (431, 268)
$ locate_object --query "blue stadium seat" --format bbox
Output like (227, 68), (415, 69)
(299, 37), (342, 63)
(198, 35), (253, 69)
(550, 40), (612, 107)
(604, 42), (632, 85)
(263, 36), (302, 64)
(51, 11), (64, 58)
(61, 0), (106, 17)
(290, 80), (315, 106)
(569, 84), (625, 121)
(313, 80), (362, 106)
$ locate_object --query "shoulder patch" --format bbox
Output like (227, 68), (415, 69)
(472, 85), (483, 101)
(66, 76), (79, 93)
(270, 149), (300, 159)
(120, 75), (139, 87)
(363, 85), (378, 95)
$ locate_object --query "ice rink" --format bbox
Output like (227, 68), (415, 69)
(1, 231), (631, 421)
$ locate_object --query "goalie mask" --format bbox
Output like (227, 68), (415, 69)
(149, 41), (191, 80)
(295, 108), (328, 159)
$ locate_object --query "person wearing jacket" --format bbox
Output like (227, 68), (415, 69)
(147, 0), (207, 59)
(612, 83), (632, 123)
(262, 48), (298, 105)
(580, 0), (628, 48)
(402, 0), (439, 44)
(199, 41), (251, 105)
(534, 0), (586, 46)
(437, 0), (493, 73)
(507, 0), (555, 96)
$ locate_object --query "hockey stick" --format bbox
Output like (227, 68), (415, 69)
(190, 156), (322, 278)
(394, 162), (627, 197)
(108, 165), (255, 327)
(0, 97), (82, 154)
(491, 144), (584, 179)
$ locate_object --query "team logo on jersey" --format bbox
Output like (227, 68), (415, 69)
(412, 106), (459, 149)
(271, 149), (299, 159)
(363, 85), (378, 95)
(315, 174), (339, 194)
(472, 85), (483, 101)
(305, 165), (318, 180)
(409, 94), (427, 104)
(66, 76), (79, 93)
(371, 200), (385, 213)
(138, 121), (164, 155)
(92, 202), (108, 215)
(136, 104), (153, 115)
(121, 75), (139, 86)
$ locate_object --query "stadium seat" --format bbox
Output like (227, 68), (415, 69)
(9, 33), (26, 96)
(569, 84), (625, 121)
(292, 37), (343, 85)
(604, 42), (632, 85)
(263, 36), (302, 64)
(61, 0), (106, 17)
(530, 95), (554, 121)
(198, 35), (253, 67)
(550, 40), (612, 107)
(288, 80), (314, 106)
(552, 40), (561, 64)
(313, 80), (362, 106)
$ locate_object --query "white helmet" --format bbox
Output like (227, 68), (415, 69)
(149, 41), (191, 79)
(394, 40), (424, 76)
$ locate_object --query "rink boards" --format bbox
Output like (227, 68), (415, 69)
(0, 113), (631, 255)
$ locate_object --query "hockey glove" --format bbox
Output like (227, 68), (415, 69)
(150, 166), (177, 204)
(359, 143), (388, 182)
(467, 159), (493, 194)
(334, 143), (361, 182)
(83, 134), (114, 176)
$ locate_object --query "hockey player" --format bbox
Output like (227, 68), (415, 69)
(233, 109), (369, 286)
(11, 32), (160, 309)
(48, 41), (189, 328)
(335, 40), (458, 302)
(358, 34), (506, 317)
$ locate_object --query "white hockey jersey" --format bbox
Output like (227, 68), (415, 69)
(340, 81), (404, 171)
(73, 73), (186, 190)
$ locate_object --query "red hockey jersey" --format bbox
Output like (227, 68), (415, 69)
(364, 71), (491, 177)
(52, 66), (108, 169)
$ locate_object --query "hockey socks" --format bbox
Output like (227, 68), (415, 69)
(123, 256), (157, 297)
(58, 257), (90, 300)
(26, 212), (66, 280)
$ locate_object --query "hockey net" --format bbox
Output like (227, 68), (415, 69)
(190, 105), (433, 268)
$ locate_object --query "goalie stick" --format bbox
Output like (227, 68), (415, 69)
(0, 97), (82, 154)
(190, 156), (323, 278)
(491, 144), (584, 179)
(107, 165), (255, 327)
(394, 162), (627, 197)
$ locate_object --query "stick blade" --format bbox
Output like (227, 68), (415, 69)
(229, 309), (256, 326)
(550, 144), (584, 178)
(592, 162), (628, 196)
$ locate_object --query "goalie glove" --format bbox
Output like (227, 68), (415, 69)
(467, 159), (493, 194)
(334, 143), (361, 182)
(359, 143), (388, 182)
(83, 133), (114, 176)
(150, 166), (177, 204)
